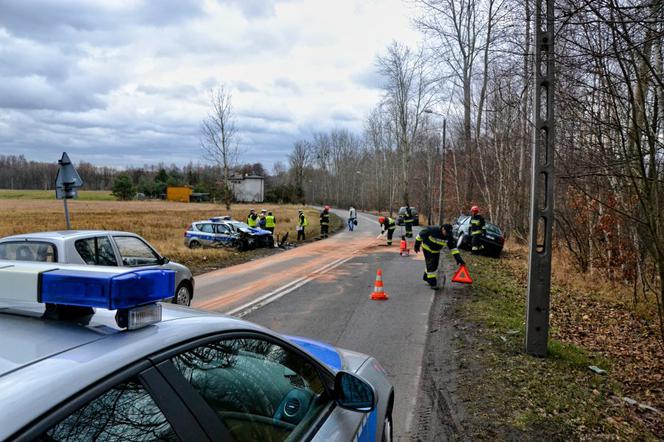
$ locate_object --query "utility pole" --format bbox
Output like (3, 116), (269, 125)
(525, 0), (555, 356)
(439, 119), (446, 225)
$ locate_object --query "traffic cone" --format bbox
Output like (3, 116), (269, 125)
(370, 268), (389, 300)
(399, 239), (409, 256)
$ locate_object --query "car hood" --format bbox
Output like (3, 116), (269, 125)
(286, 335), (369, 373)
(239, 227), (271, 236)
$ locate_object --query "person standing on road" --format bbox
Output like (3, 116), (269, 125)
(259, 209), (267, 230)
(414, 224), (465, 290)
(320, 205), (331, 239)
(403, 204), (414, 238)
(348, 206), (357, 231)
(297, 209), (308, 241)
(247, 209), (258, 227)
(265, 211), (276, 234)
(378, 216), (397, 246)
(469, 205), (486, 254)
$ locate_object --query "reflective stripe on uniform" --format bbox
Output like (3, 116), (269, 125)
(422, 243), (439, 253)
(427, 273), (437, 279)
(471, 220), (481, 225)
(429, 237), (446, 246)
(415, 236), (422, 242)
(471, 230), (483, 235)
(451, 248), (460, 255)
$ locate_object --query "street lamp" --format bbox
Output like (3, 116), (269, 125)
(424, 109), (446, 225)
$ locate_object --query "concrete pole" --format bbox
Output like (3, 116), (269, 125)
(525, 0), (555, 356)
(438, 119), (446, 225)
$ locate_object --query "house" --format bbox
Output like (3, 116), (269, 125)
(229, 175), (264, 203)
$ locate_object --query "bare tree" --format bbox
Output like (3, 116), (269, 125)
(377, 41), (435, 205)
(288, 140), (311, 203)
(200, 85), (239, 209)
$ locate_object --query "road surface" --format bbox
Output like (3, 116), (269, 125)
(193, 209), (446, 440)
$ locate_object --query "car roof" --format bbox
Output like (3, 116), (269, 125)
(0, 231), (140, 241)
(0, 303), (267, 438)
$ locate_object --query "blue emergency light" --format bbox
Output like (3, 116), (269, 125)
(40, 268), (175, 310)
(0, 263), (175, 329)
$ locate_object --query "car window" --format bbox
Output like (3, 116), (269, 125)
(75, 237), (118, 266)
(0, 241), (57, 262)
(170, 337), (330, 442)
(198, 223), (214, 233)
(486, 224), (502, 235)
(38, 377), (177, 441)
(215, 224), (231, 234)
(113, 236), (160, 267)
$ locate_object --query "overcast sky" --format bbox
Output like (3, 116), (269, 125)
(0, 0), (420, 169)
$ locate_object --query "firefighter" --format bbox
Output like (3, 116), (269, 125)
(297, 209), (308, 241)
(469, 205), (486, 254)
(265, 211), (276, 234)
(320, 205), (331, 238)
(247, 208), (258, 227)
(403, 204), (414, 238)
(414, 224), (465, 289)
(378, 216), (397, 245)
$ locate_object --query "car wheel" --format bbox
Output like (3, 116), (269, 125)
(381, 415), (393, 442)
(189, 240), (201, 249)
(174, 282), (192, 306)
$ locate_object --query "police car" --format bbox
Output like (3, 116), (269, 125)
(0, 262), (394, 441)
(185, 217), (274, 251)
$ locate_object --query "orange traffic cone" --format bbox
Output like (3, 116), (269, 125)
(399, 239), (409, 256)
(370, 268), (389, 300)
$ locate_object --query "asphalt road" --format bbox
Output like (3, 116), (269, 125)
(193, 209), (445, 440)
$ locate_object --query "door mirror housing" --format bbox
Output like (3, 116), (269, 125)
(159, 256), (170, 265)
(333, 371), (375, 412)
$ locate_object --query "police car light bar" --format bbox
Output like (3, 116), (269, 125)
(0, 262), (175, 311)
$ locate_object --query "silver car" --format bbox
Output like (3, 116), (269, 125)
(0, 263), (394, 441)
(0, 230), (194, 305)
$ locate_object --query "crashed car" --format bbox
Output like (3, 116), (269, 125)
(185, 217), (274, 251)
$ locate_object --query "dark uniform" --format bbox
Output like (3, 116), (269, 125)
(320, 209), (330, 238)
(469, 213), (486, 253)
(297, 212), (308, 241)
(380, 217), (397, 245)
(415, 225), (465, 288)
(403, 206), (414, 238)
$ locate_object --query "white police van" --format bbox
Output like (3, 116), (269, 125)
(0, 262), (394, 441)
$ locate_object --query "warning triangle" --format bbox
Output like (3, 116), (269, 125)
(452, 265), (473, 284)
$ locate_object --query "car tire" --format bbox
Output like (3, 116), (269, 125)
(381, 415), (393, 442)
(174, 282), (192, 306)
(188, 240), (201, 249)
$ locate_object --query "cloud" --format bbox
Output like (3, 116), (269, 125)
(0, 0), (421, 169)
(273, 77), (301, 95)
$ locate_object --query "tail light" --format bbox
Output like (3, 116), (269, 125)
(184, 224), (192, 236)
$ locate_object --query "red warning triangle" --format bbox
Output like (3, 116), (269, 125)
(452, 264), (473, 284)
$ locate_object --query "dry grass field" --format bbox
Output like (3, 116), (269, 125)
(0, 199), (336, 274)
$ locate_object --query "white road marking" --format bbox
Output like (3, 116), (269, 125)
(227, 255), (356, 317)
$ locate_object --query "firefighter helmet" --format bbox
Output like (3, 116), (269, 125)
(471, 205), (480, 215)
(324, 205), (330, 210)
(378, 216), (386, 223)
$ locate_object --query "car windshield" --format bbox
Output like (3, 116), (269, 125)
(0, 241), (57, 262)
(229, 221), (251, 230)
(486, 224), (502, 235)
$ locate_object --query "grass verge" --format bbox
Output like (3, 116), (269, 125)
(456, 252), (661, 439)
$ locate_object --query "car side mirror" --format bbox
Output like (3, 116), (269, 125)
(333, 371), (376, 412)
(159, 256), (170, 265)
